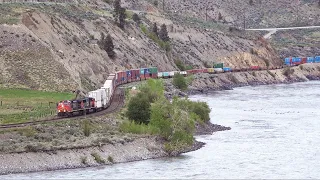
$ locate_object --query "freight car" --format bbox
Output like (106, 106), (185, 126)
(57, 55), (320, 117)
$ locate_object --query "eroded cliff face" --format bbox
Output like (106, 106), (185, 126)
(188, 64), (320, 93)
(0, 2), (283, 92)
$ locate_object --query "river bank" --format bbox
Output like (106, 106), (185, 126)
(0, 121), (229, 175)
(188, 64), (320, 94)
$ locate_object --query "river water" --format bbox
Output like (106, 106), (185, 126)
(3, 81), (320, 179)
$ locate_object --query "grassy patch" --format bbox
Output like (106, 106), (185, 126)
(107, 155), (114, 163)
(119, 120), (158, 135)
(0, 88), (73, 124)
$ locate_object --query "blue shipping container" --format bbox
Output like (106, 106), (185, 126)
(126, 70), (131, 77)
(163, 72), (169, 77)
(307, 57), (314, 63)
(144, 68), (150, 74)
(223, 67), (232, 72)
(315, 56), (320, 63)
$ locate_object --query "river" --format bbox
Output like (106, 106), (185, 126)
(3, 81), (320, 179)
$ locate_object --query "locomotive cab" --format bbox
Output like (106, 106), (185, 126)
(57, 100), (72, 116)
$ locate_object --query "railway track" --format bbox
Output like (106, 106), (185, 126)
(0, 88), (125, 129)
(0, 65), (299, 129)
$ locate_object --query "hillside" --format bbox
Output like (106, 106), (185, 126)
(0, 0), (304, 93)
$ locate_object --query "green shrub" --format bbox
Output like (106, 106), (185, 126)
(175, 59), (185, 71)
(126, 93), (151, 124)
(108, 155), (114, 163)
(173, 73), (188, 90)
(252, 71), (257, 77)
(91, 152), (105, 164)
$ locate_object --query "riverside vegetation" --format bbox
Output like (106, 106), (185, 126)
(121, 78), (210, 154)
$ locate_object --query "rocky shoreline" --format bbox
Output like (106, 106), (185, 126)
(0, 122), (230, 176)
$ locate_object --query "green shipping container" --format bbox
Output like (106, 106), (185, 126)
(150, 67), (158, 74)
(214, 63), (224, 69)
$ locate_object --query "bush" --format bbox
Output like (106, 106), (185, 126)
(126, 93), (151, 124)
(173, 73), (188, 90)
(91, 152), (105, 164)
(175, 59), (185, 71)
(108, 155), (114, 163)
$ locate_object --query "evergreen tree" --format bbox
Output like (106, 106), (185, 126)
(132, 13), (140, 23)
(104, 34), (115, 58)
(113, 0), (121, 21)
(159, 24), (169, 42)
(152, 22), (158, 37)
(119, 7), (126, 29)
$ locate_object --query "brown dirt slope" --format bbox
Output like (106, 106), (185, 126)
(0, 2), (284, 92)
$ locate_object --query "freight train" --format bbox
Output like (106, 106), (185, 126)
(57, 55), (320, 117)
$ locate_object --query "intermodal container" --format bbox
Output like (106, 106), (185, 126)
(293, 57), (302, 65)
(250, 66), (260, 70)
(203, 69), (208, 73)
(179, 71), (187, 76)
(163, 72), (169, 78)
(150, 67), (158, 74)
(214, 68), (223, 73)
(315, 56), (320, 63)
(132, 69), (140, 81)
(214, 63), (224, 69)
(307, 57), (314, 63)
(186, 70), (194, 75)
(301, 57), (307, 64)
(158, 72), (163, 78)
(207, 68), (214, 73)
(223, 67), (232, 72)
(126, 70), (131, 82)
(284, 57), (292, 65)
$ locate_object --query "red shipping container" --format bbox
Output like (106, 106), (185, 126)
(186, 70), (193, 75)
(116, 72), (122, 85)
(145, 73), (151, 79)
(140, 74), (145, 80)
(203, 69), (208, 73)
(301, 57), (307, 64)
(151, 73), (157, 78)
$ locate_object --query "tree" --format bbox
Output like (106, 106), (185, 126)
(126, 93), (151, 124)
(172, 73), (187, 90)
(119, 7), (126, 29)
(113, 0), (121, 21)
(132, 13), (140, 23)
(159, 24), (169, 42)
(104, 34), (115, 58)
(152, 23), (158, 37)
(249, 0), (254, 5)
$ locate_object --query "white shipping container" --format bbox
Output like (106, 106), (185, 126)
(169, 71), (179, 77)
(103, 80), (114, 97)
(158, 72), (163, 78)
(88, 90), (102, 108)
(179, 71), (187, 75)
(213, 68), (224, 73)
(99, 89), (107, 108)
(100, 87), (110, 106)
